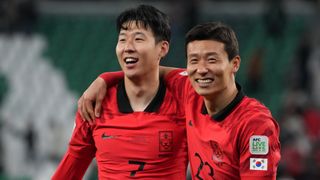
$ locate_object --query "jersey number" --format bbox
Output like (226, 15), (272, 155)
(194, 152), (214, 180)
(128, 160), (146, 176)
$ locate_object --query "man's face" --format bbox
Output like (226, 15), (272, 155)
(116, 21), (168, 79)
(186, 40), (239, 98)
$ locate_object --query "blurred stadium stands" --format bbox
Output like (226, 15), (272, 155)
(0, 0), (320, 179)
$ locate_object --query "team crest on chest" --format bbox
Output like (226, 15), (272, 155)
(159, 131), (173, 152)
(210, 140), (224, 166)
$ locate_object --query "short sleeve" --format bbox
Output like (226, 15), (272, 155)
(52, 112), (96, 179)
(239, 115), (281, 180)
(68, 112), (96, 158)
(99, 71), (124, 86)
(164, 68), (188, 105)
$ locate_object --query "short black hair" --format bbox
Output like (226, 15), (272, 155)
(116, 4), (171, 43)
(185, 22), (239, 60)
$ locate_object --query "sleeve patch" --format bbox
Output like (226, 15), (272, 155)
(250, 158), (268, 171)
(249, 135), (269, 155)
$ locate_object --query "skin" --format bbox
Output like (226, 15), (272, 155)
(79, 40), (240, 123)
(116, 22), (169, 111)
(78, 21), (169, 123)
(186, 40), (240, 115)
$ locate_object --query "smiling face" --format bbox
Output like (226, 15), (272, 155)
(186, 40), (240, 98)
(116, 21), (169, 79)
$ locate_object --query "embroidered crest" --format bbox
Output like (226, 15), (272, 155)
(210, 140), (224, 166)
(159, 131), (173, 152)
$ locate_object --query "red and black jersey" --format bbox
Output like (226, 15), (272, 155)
(52, 78), (188, 180)
(165, 69), (281, 180)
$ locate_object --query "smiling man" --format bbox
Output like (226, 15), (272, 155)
(79, 22), (281, 179)
(52, 5), (188, 180)
(175, 22), (281, 179)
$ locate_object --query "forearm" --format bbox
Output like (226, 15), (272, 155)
(99, 71), (124, 85)
(99, 67), (179, 84)
(52, 151), (93, 180)
(159, 66), (179, 77)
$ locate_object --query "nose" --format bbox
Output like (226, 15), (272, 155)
(124, 39), (135, 53)
(196, 61), (208, 74)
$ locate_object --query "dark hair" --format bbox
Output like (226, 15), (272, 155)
(185, 22), (239, 60)
(116, 5), (171, 43)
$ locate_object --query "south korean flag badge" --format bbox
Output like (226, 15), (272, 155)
(250, 158), (268, 171)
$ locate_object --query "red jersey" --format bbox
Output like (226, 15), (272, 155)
(52, 78), (188, 180)
(165, 69), (281, 180)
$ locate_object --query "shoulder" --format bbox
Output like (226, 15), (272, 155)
(164, 68), (188, 83)
(236, 97), (279, 135)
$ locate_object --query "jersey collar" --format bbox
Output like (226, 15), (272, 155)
(201, 83), (245, 121)
(117, 78), (166, 113)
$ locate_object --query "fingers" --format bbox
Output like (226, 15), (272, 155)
(94, 86), (106, 118)
(78, 96), (84, 120)
(85, 98), (95, 123)
(77, 76), (107, 125)
(78, 92), (95, 125)
(81, 97), (91, 122)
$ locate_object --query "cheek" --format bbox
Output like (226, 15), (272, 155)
(115, 46), (121, 57)
(186, 65), (195, 75)
(210, 64), (227, 75)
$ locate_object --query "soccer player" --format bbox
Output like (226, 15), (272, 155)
(79, 22), (281, 179)
(52, 5), (188, 179)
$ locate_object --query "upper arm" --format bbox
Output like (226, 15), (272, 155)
(52, 152), (93, 180)
(239, 116), (281, 179)
(99, 71), (124, 86)
(163, 68), (188, 105)
(52, 113), (96, 179)
(68, 112), (96, 158)
(159, 66), (179, 77)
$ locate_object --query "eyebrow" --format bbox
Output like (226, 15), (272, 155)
(188, 52), (219, 57)
(133, 32), (146, 37)
(119, 31), (146, 37)
(206, 52), (219, 56)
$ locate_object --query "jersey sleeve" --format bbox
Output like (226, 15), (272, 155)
(51, 151), (92, 180)
(164, 68), (188, 104)
(99, 71), (124, 86)
(239, 115), (281, 180)
(52, 112), (96, 179)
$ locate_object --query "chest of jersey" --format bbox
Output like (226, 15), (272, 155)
(187, 111), (242, 179)
(185, 94), (244, 180)
(91, 86), (187, 179)
(93, 112), (185, 160)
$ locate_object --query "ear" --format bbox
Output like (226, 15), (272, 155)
(231, 55), (241, 73)
(159, 41), (169, 60)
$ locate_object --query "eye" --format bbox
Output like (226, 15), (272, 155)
(208, 57), (217, 63)
(188, 58), (198, 64)
(118, 38), (126, 42)
(135, 38), (144, 41)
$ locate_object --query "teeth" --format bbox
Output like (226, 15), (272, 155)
(125, 58), (138, 64)
(197, 79), (213, 83)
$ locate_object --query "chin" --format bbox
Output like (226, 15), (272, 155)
(124, 70), (142, 79)
(194, 88), (211, 96)
(193, 85), (220, 97)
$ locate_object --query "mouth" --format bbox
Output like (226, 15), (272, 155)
(195, 78), (214, 87)
(124, 57), (138, 64)
(196, 78), (213, 83)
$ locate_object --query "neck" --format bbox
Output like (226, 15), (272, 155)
(204, 82), (238, 116)
(124, 71), (160, 111)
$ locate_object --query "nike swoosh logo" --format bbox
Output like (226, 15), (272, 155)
(101, 133), (115, 139)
